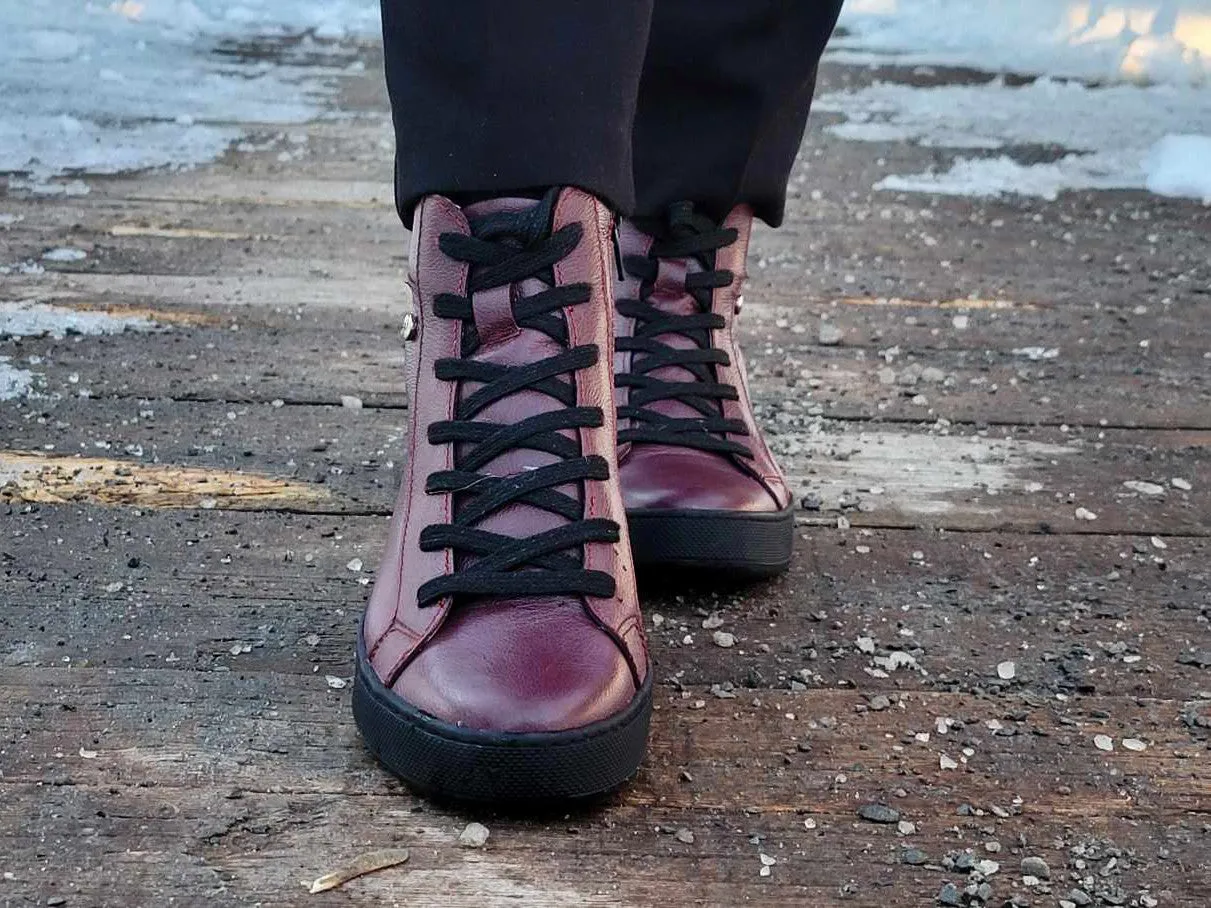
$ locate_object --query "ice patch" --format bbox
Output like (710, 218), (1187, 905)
(785, 428), (1074, 517)
(1, 1), (379, 182)
(877, 156), (1113, 200)
(1144, 133), (1211, 201)
(0, 302), (164, 401)
(41, 248), (89, 263)
(819, 76), (1211, 200)
(825, 2), (1211, 201)
(835, 0), (1211, 84)
(0, 358), (36, 402)
(0, 302), (159, 340)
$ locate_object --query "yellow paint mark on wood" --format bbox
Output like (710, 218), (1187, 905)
(109, 224), (278, 241)
(838, 296), (1038, 311)
(0, 451), (329, 510)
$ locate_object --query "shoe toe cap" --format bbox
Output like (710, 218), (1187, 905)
(392, 598), (638, 734)
(621, 445), (779, 512)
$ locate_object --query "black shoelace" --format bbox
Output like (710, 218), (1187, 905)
(416, 191), (619, 607)
(616, 201), (752, 457)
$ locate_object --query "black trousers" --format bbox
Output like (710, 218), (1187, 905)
(381, 0), (844, 228)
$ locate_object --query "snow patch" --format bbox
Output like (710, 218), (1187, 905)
(1144, 134), (1211, 201)
(826, 1), (1211, 202)
(1, 1), (378, 182)
(0, 358), (36, 402)
(42, 248), (89, 263)
(786, 428), (1074, 517)
(835, 0), (1211, 84)
(877, 156), (1104, 201)
(0, 302), (159, 340)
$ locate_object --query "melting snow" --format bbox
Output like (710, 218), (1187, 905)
(834, 0), (1211, 83)
(1, 1), (379, 183)
(825, 0), (1211, 202)
(1144, 133), (1211, 201)
(0, 302), (159, 341)
(0, 359), (36, 402)
(42, 247), (89, 263)
(0, 302), (165, 401)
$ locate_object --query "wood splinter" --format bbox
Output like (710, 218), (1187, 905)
(306, 848), (411, 894)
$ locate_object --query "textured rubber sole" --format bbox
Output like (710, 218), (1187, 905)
(627, 505), (795, 578)
(352, 640), (652, 803)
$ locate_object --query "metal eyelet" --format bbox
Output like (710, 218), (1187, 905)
(400, 281), (418, 341)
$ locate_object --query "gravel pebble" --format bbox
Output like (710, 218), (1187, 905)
(1123, 480), (1165, 496)
(712, 631), (736, 648)
(996, 660), (1016, 680)
(857, 803), (900, 824)
(937, 882), (963, 906)
(818, 322), (844, 345)
(902, 847), (929, 865)
(459, 822), (490, 848)
(1021, 856), (1050, 879)
(1093, 734), (1114, 752)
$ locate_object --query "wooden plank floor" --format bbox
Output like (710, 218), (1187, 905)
(3, 44), (1209, 908)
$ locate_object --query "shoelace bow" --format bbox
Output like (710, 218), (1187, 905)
(616, 201), (752, 457)
(416, 191), (619, 608)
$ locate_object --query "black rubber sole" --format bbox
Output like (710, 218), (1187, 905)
(352, 639), (652, 803)
(626, 505), (795, 578)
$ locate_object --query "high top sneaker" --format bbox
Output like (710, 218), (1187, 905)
(614, 202), (794, 577)
(354, 189), (651, 801)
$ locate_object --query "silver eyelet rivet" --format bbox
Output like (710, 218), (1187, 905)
(400, 282), (418, 341)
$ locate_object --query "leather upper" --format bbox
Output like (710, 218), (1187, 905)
(615, 206), (792, 514)
(362, 190), (647, 734)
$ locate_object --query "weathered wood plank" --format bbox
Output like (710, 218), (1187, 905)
(10, 780), (1202, 907)
(3, 674), (1208, 906)
(3, 394), (1208, 534)
(5, 309), (1209, 430)
(3, 506), (1207, 701)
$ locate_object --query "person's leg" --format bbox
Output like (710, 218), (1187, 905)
(381, 0), (654, 226)
(356, 2), (655, 802)
(632, 0), (844, 226)
(615, 0), (843, 575)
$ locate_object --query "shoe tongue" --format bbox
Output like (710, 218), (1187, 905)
(461, 196), (543, 220)
(649, 256), (699, 316)
(645, 245), (717, 426)
(456, 195), (575, 554)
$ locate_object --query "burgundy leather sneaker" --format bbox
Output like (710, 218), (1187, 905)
(353, 189), (651, 801)
(614, 202), (794, 577)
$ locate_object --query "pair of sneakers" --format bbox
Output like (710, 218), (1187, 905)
(353, 188), (793, 802)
